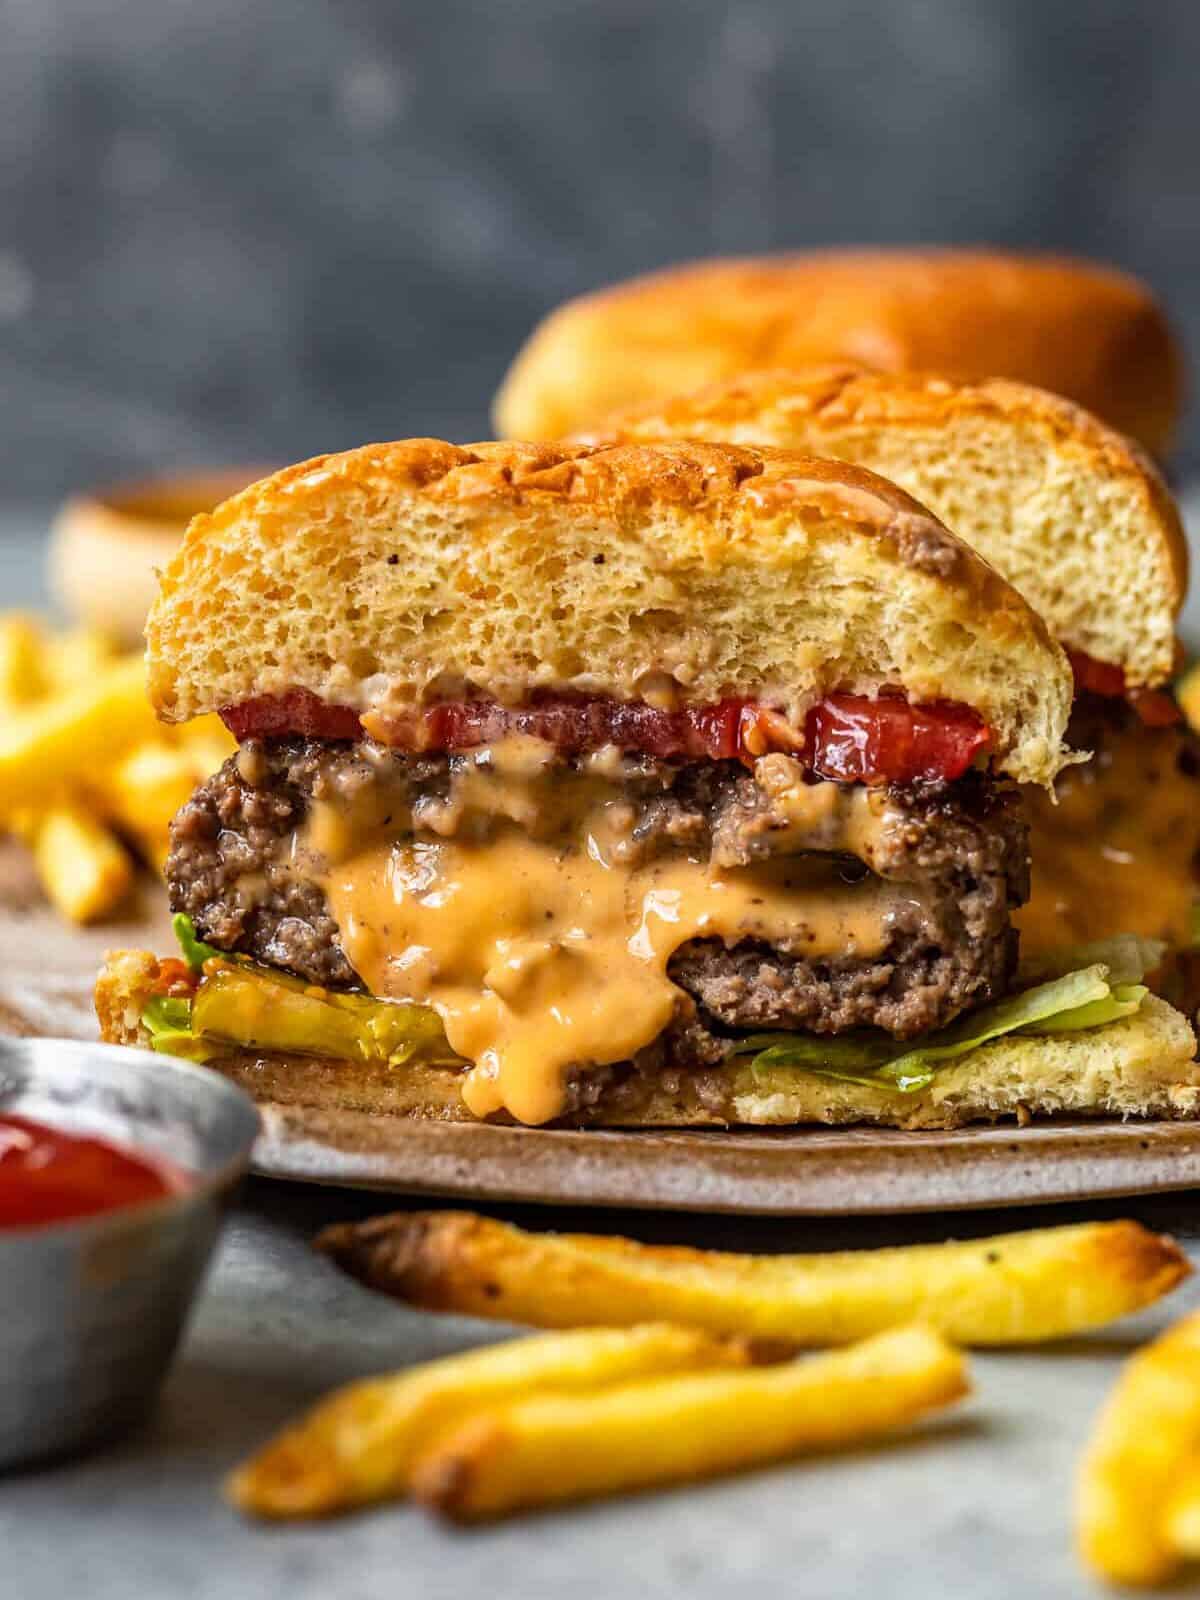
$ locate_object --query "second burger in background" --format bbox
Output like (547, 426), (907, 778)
(493, 249), (1185, 459)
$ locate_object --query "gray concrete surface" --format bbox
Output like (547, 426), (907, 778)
(5, 1182), (1200, 1599)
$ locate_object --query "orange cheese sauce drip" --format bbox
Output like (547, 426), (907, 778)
(316, 741), (909, 1125)
(1019, 719), (1198, 954)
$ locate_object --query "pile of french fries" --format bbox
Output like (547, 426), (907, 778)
(227, 1208), (1200, 1580)
(0, 615), (232, 922)
(229, 1318), (967, 1524)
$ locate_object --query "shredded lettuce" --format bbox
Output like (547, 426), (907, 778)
(733, 963), (1151, 1096)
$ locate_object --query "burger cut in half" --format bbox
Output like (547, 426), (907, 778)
(578, 367), (1200, 1005)
(95, 439), (1199, 1128)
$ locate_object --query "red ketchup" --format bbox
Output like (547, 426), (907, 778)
(0, 1114), (179, 1228)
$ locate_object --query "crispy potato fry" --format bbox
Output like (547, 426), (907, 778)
(317, 1211), (1188, 1348)
(47, 626), (120, 692)
(174, 714), (235, 776)
(31, 805), (134, 923)
(0, 615), (50, 707)
(1164, 1464), (1200, 1562)
(0, 654), (157, 818)
(228, 1323), (773, 1520)
(1077, 1310), (1200, 1586)
(103, 741), (198, 858)
(413, 1323), (968, 1522)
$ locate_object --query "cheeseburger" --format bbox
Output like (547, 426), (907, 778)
(96, 439), (1198, 1128)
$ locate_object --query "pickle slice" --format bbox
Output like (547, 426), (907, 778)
(191, 966), (455, 1066)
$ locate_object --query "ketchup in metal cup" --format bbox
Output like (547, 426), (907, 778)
(0, 1113), (179, 1228)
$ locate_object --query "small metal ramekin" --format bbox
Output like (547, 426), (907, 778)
(0, 1038), (259, 1470)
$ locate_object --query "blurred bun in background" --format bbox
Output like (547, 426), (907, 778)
(49, 470), (266, 646)
(494, 249), (1186, 457)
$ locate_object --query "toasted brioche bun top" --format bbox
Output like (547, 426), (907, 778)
(146, 437), (1072, 786)
(494, 250), (1185, 458)
(578, 367), (1187, 688)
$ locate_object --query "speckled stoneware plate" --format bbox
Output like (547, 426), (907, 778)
(243, 1101), (1200, 1215)
(2, 845), (1199, 1216)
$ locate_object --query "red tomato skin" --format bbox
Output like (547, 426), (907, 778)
(222, 689), (992, 785)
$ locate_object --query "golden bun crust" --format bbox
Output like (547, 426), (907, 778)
(147, 437), (1072, 787)
(49, 470), (266, 648)
(581, 367), (1187, 688)
(494, 250), (1185, 457)
(95, 952), (1199, 1130)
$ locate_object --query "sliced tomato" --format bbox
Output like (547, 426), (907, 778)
(417, 694), (751, 760)
(1128, 688), (1184, 728)
(1067, 649), (1127, 700)
(805, 693), (991, 786)
(1067, 649), (1181, 727)
(223, 688), (991, 785)
(221, 689), (364, 742)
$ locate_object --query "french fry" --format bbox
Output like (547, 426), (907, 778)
(1164, 1463), (1200, 1563)
(0, 615), (50, 707)
(1077, 1310), (1200, 1586)
(0, 654), (157, 819)
(228, 1323), (773, 1520)
(413, 1323), (968, 1522)
(31, 805), (134, 923)
(46, 626), (120, 692)
(316, 1211), (1188, 1348)
(175, 713), (235, 777)
(103, 741), (198, 860)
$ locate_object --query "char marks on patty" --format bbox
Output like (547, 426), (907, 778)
(166, 737), (1028, 1043)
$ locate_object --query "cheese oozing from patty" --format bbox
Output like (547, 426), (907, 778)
(309, 738), (912, 1124)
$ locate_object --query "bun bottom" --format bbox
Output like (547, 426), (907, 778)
(96, 952), (1200, 1130)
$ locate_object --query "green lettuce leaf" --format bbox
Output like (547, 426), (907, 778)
(734, 964), (1148, 1096)
(142, 993), (221, 1063)
(1027, 983), (1147, 1033)
(1019, 934), (1167, 988)
(171, 913), (226, 972)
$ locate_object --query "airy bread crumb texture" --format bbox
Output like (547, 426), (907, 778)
(147, 438), (1072, 787)
(95, 954), (1198, 1130)
(584, 367), (1185, 688)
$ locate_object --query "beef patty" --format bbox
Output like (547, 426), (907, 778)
(167, 737), (1028, 1043)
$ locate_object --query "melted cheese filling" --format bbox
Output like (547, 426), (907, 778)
(1019, 719), (1199, 954)
(312, 740), (913, 1124)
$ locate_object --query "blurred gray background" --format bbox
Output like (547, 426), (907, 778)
(3, 0), (1200, 503)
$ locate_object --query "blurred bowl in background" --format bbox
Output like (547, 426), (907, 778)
(49, 470), (267, 646)
(0, 1038), (259, 1470)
